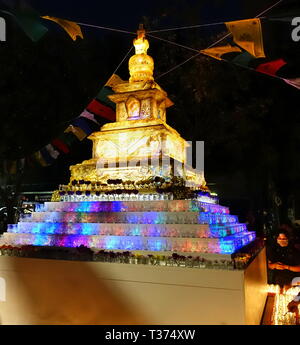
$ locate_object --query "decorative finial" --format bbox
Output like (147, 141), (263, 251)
(133, 24), (149, 55)
(129, 24), (154, 83)
(137, 23), (145, 38)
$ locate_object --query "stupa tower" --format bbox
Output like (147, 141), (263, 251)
(68, 24), (206, 195)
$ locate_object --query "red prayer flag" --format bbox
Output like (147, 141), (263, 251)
(256, 58), (287, 76)
(51, 138), (70, 154)
(86, 99), (116, 121)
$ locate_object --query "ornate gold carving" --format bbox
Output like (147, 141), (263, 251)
(157, 100), (166, 121)
(140, 98), (151, 119)
(116, 102), (128, 122)
(126, 96), (140, 119)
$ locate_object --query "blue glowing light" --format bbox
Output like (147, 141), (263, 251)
(2, 200), (256, 255)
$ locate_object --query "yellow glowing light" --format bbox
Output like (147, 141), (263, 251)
(65, 25), (206, 192)
(129, 24), (154, 84)
(268, 284), (300, 325)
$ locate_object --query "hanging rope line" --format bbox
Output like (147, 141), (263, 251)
(147, 0), (283, 34)
(72, 0), (284, 56)
(147, 33), (200, 53)
(74, 0), (283, 37)
(154, 30), (232, 79)
(111, 46), (134, 76)
(148, 21), (226, 33)
(207, 0), (284, 49)
(155, 0), (285, 79)
(206, 32), (232, 49)
(59, 45), (133, 127)
(254, 0), (283, 18)
(156, 52), (201, 80)
(75, 22), (136, 36)
(72, 0), (284, 82)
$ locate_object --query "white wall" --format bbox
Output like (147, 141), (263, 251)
(0, 249), (267, 325)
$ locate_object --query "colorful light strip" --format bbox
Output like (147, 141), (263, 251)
(0, 231), (255, 254)
(1, 199), (255, 255)
(24, 211), (237, 225)
(41, 200), (229, 214)
(11, 222), (247, 238)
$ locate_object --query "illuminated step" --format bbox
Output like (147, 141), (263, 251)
(219, 231), (257, 250)
(12, 223), (210, 237)
(41, 200), (230, 214)
(0, 231), (256, 254)
(25, 211), (199, 224)
(22, 211), (238, 225)
(9, 222), (245, 238)
(209, 223), (247, 236)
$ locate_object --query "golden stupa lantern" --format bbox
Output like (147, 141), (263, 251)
(68, 25), (206, 190)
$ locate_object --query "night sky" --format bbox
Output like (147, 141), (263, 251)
(3, 0), (273, 32)
(29, 0), (242, 29)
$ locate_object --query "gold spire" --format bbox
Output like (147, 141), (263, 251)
(133, 24), (149, 54)
(129, 24), (154, 83)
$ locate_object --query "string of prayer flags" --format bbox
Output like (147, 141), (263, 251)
(200, 44), (295, 86)
(6, 73), (117, 168)
(90, 74), (119, 122)
(201, 14), (300, 89)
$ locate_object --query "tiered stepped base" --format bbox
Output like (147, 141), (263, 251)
(0, 200), (255, 255)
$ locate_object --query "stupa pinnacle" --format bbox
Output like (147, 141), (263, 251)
(129, 24), (154, 84)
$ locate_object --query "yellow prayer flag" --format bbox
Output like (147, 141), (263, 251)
(200, 44), (242, 61)
(225, 18), (265, 58)
(105, 74), (125, 88)
(33, 151), (48, 167)
(41, 16), (83, 41)
(65, 125), (87, 141)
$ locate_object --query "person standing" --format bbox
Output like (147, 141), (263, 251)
(267, 230), (300, 287)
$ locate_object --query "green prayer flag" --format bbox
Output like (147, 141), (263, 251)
(58, 132), (78, 148)
(2, 8), (48, 41)
(232, 52), (255, 67)
(96, 86), (116, 110)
